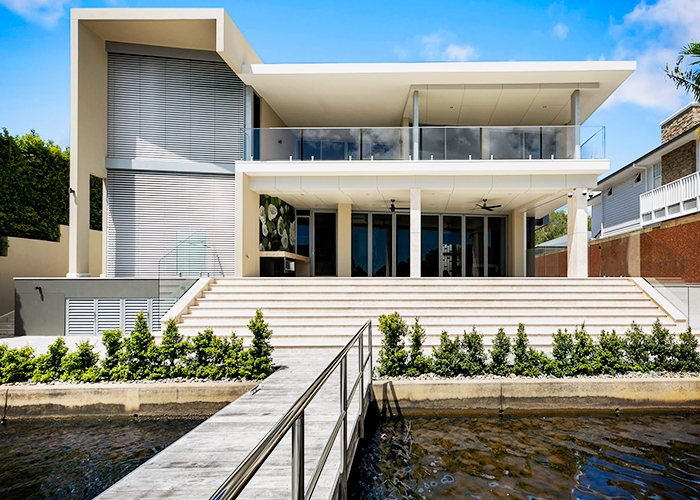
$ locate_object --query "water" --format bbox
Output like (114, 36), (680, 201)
(350, 413), (700, 499)
(0, 417), (204, 500)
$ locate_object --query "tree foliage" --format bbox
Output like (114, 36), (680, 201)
(666, 42), (700, 102)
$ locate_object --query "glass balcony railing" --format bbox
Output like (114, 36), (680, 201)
(245, 126), (605, 161)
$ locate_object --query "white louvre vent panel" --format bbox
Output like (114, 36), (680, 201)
(124, 299), (149, 333)
(96, 299), (122, 333)
(107, 52), (245, 163)
(106, 170), (235, 277)
(66, 299), (96, 335)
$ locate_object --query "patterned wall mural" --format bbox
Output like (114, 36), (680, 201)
(259, 195), (296, 253)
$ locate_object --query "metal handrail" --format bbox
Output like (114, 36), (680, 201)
(210, 320), (373, 500)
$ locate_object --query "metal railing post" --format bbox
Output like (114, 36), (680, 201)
(368, 321), (373, 381)
(340, 355), (348, 500)
(292, 412), (304, 500)
(358, 333), (364, 439)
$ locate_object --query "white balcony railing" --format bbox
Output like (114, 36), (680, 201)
(640, 171), (700, 226)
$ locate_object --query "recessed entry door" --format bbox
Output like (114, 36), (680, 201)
(313, 212), (337, 276)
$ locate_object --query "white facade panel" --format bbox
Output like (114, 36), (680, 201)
(601, 173), (647, 230)
(106, 170), (236, 278)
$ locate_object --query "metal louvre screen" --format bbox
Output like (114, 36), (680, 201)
(106, 170), (235, 278)
(107, 52), (245, 163)
(66, 298), (164, 334)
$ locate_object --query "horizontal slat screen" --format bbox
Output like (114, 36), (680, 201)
(67, 298), (165, 334)
(106, 170), (236, 278)
(107, 52), (245, 163)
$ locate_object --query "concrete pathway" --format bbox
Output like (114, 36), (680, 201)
(95, 348), (367, 500)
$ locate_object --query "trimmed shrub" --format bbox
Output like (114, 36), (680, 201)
(224, 332), (246, 379)
(571, 325), (600, 375)
(624, 322), (652, 372)
(0, 346), (35, 383)
(431, 331), (461, 377)
(117, 311), (158, 380)
(186, 329), (230, 379)
(406, 318), (430, 377)
(597, 330), (628, 375)
(489, 328), (511, 376)
(33, 337), (68, 383)
(158, 319), (188, 378)
(674, 328), (700, 372)
(513, 324), (542, 377)
(101, 329), (123, 379)
(650, 320), (675, 371)
(241, 309), (274, 380)
(61, 341), (100, 382)
(549, 329), (574, 377)
(460, 327), (487, 376)
(377, 312), (408, 377)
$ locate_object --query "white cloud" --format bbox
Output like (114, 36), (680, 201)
(443, 43), (478, 62)
(553, 23), (569, 40)
(0, 0), (71, 28)
(420, 30), (446, 60)
(606, 0), (700, 111)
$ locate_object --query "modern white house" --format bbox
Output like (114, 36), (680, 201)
(590, 102), (700, 239)
(12, 8), (690, 343)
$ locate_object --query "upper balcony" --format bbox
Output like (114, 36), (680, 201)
(245, 125), (605, 162)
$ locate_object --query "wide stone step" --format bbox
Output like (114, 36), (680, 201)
(206, 284), (640, 294)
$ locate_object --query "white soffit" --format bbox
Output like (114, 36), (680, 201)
(240, 61), (635, 128)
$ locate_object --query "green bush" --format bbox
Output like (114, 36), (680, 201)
(241, 309), (274, 380)
(406, 318), (430, 377)
(571, 325), (600, 376)
(377, 312), (408, 377)
(33, 337), (68, 383)
(158, 319), (188, 378)
(101, 328), (123, 379)
(61, 341), (100, 382)
(624, 322), (652, 372)
(460, 327), (487, 376)
(513, 324), (542, 377)
(431, 331), (461, 377)
(0, 346), (36, 383)
(549, 329), (574, 377)
(185, 329), (231, 379)
(224, 332), (246, 379)
(489, 328), (511, 376)
(116, 311), (159, 380)
(650, 320), (676, 371)
(674, 328), (700, 372)
(597, 330), (628, 375)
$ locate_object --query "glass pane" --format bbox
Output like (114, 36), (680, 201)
(465, 217), (484, 277)
(362, 129), (404, 160)
(420, 128), (445, 160)
(257, 128), (302, 161)
(352, 213), (369, 277)
(421, 215), (440, 277)
(372, 214), (393, 277)
(301, 129), (360, 161)
(297, 217), (310, 257)
(542, 127), (567, 160)
(488, 217), (507, 277)
(446, 128), (480, 159)
(489, 128), (540, 159)
(396, 214), (410, 277)
(442, 215), (462, 277)
(314, 212), (336, 276)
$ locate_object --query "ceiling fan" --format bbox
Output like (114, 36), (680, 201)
(389, 199), (409, 212)
(476, 199), (502, 212)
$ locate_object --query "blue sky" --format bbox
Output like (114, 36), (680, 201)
(0, 0), (698, 177)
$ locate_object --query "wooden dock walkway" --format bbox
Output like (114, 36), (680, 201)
(96, 348), (366, 500)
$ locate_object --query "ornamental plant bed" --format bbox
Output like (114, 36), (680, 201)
(376, 312), (700, 379)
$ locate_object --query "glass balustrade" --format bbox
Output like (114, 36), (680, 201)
(244, 126), (605, 161)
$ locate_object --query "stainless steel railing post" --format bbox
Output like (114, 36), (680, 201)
(340, 355), (348, 500)
(292, 412), (304, 500)
(358, 332), (364, 439)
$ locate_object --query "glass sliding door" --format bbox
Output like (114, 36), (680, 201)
(464, 217), (485, 277)
(441, 215), (462, 277)
(313, 212), (336, 276)
(421, 215), (440, 277)
(396, 214), (410, 277)
(351, 213), (369, 277)
(488, 217), (507, 277)
(371, 214), (393, 277)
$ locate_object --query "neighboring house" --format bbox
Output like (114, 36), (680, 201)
(590, 102), (700, 239)
(16, 8), (648, 336)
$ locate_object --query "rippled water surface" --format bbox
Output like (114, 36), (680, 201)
(0, 417), (204, 500)
(349, 413), (700, 499)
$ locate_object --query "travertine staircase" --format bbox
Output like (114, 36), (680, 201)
(176, 278), (687, 349)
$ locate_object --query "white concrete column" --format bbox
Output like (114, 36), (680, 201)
(234, 173), (260, 277)
(567, 188), (588, 277)
(337, 203), (352, 277)
(412, 90), (419, 160)
(410, 188), (421, 277)
(67, 170), (91, 277)
(570, 89), (580, 159)
(508, 210), (527, 277)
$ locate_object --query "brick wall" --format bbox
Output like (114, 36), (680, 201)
(661, 141), (697, 185)
(661, 104), (700, 143)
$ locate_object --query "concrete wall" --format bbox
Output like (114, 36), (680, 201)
(14, 278), (157, 336)
(0, 225), (102, 315)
